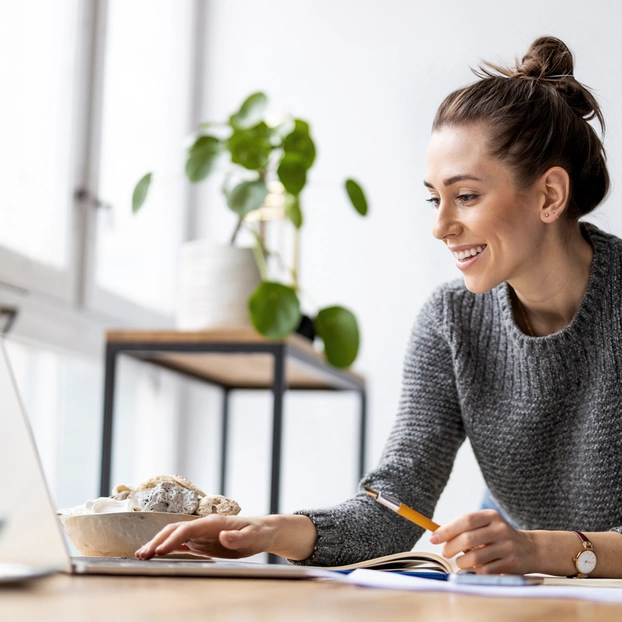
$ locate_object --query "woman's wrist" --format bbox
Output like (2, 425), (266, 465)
(527, 530), (578, 576)
(264, 514), (318, 561)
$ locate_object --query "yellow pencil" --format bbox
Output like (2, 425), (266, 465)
(364, 486), (440, 532)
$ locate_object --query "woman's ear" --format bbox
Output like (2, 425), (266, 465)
(538, 167), (570, 223)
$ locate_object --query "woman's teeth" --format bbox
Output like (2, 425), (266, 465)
(453, 245), (485, 261)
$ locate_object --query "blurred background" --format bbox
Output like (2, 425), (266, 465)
(2, 0), (622, 554)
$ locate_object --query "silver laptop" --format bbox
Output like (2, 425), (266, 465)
(0, 338), (330, 580)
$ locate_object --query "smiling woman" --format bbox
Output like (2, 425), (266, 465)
(423, 35), (606, 334)
(424, 124), (594, 320)
(136, 36), (622, 580)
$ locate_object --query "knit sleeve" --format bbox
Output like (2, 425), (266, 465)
(290, 288), (465, 567)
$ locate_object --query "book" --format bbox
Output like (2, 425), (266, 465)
(540, 576), (622, 587)
(325, 553), (622, 585)
(324, 550), (457, 574)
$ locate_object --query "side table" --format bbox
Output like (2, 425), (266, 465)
(99, 328), (367, 517)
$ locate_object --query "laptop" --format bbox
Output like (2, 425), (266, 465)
(0, 338), (330, 580)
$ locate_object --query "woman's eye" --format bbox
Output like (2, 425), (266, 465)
(425, 197), (440, 208)
(457, 194), (477, 204)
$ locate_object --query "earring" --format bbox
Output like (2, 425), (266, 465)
(553, 211), (559, 220)
(544, 213), (549, 217)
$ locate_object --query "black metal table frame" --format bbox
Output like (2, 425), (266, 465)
(99, 339), (367, 523)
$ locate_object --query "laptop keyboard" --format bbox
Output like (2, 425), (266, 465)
(73, 556), (217, 568)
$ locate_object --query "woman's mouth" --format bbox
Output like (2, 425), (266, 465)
(451, 244), (487, 270)
(452, 245), (486, 261)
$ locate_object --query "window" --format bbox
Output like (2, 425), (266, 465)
(1, 0), (200, 330)
(0, 0), (82, 301)
(90, 0), (195, 316)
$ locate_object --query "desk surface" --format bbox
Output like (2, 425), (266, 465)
(106, 327), (365, 390)
(2, 574), (622, 622)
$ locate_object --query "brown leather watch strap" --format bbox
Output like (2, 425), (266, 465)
(574, 531), (590, 545)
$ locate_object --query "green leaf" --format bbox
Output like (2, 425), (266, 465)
(229, 92), (268, 130)
(283, 120), (316, 169)
(293, 119), (310, 133)
(186, 153), (218, 182)
(277, 153), (307, 195)
(132, 173), (152, 213)
(345, 179), (368, 216)
(227, 180), (269, 216)
(186, 136), (222, 182)
(189, 135), (221, 155)
(228, 123), (272, 171)
(285, 193), (303, 228)
(248, 281), (301, 339)
(270, 118), (295, 144)
(315, 306), (360, 368)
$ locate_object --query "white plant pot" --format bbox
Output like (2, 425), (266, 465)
(176, 242), (261, 330)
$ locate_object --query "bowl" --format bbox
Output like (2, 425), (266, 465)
(59, 512), (200, 557)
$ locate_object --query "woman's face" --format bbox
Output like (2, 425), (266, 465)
(424, 124), (545, 295)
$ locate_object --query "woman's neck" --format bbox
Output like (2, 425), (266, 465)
(509, 224), (593, 337)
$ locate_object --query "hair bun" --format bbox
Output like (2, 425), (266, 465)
(517, 36), (574, 80)
(515, 36), (603, 127)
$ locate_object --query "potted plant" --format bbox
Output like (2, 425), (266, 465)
(133, 92), (369, 369)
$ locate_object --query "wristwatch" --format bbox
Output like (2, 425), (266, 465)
(572, 531), (597, 577)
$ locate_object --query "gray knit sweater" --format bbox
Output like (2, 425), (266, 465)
(294, 223), (622, 567)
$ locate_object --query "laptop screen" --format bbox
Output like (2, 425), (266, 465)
(0, 339), (71, 571)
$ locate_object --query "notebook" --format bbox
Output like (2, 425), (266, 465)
(326, 550), (455, 574)
(0, 338), (330, 580)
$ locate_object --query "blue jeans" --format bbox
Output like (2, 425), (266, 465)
(480, 489), (518, 528)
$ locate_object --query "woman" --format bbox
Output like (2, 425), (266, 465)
(137, 36), (622, 577)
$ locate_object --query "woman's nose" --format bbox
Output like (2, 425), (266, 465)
(432, 202), (459, 241)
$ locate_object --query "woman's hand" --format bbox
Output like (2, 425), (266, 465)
(135, 514), (317, 561)
(429, 510), (537, 574)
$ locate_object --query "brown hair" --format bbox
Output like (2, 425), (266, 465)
(433, 36), (609, 218)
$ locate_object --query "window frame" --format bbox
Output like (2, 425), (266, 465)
(0, 0), (206, 356)
(0, 0), (89, 305)
(81, 0), (203, 326)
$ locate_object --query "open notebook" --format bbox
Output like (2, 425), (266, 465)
(0, 338), (330, 581)
(323, 551), (622, 586)
(326, 550), (455, 574)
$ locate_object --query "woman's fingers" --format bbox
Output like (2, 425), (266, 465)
(153, 521), (209, 557)
(431, 510), (499, 557)
(447, 522), (513, 559)
(431, 510), (497, 543)
(135, 521), (186, 559)
(430, 510), (536, 575)
(455, 542), (510, 571)
(135, 515), (270, 560)
(136, 515), (233, 559)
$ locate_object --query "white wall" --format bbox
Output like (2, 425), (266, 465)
(184, 0), (622, 544)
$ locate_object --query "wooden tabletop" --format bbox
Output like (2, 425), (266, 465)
(2, 574), (622, 622)
(105, 327), (365, 390)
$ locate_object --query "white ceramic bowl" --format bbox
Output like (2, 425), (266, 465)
(59, 512), (199, 557)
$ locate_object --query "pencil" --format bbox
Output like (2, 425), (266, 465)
(364, 486), (440, 532)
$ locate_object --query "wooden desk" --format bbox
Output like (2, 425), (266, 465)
(100, 328), (367, 516)
(3, 574), (622, 622)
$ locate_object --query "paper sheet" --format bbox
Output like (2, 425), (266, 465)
(343, 569), (622, 603)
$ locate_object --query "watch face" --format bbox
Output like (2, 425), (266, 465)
(577, 550), (597, 574)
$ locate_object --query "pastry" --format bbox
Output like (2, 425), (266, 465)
(197, 495), (241, 517)
(135, 481), (199, 514)
(135, 475), (206, 497)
